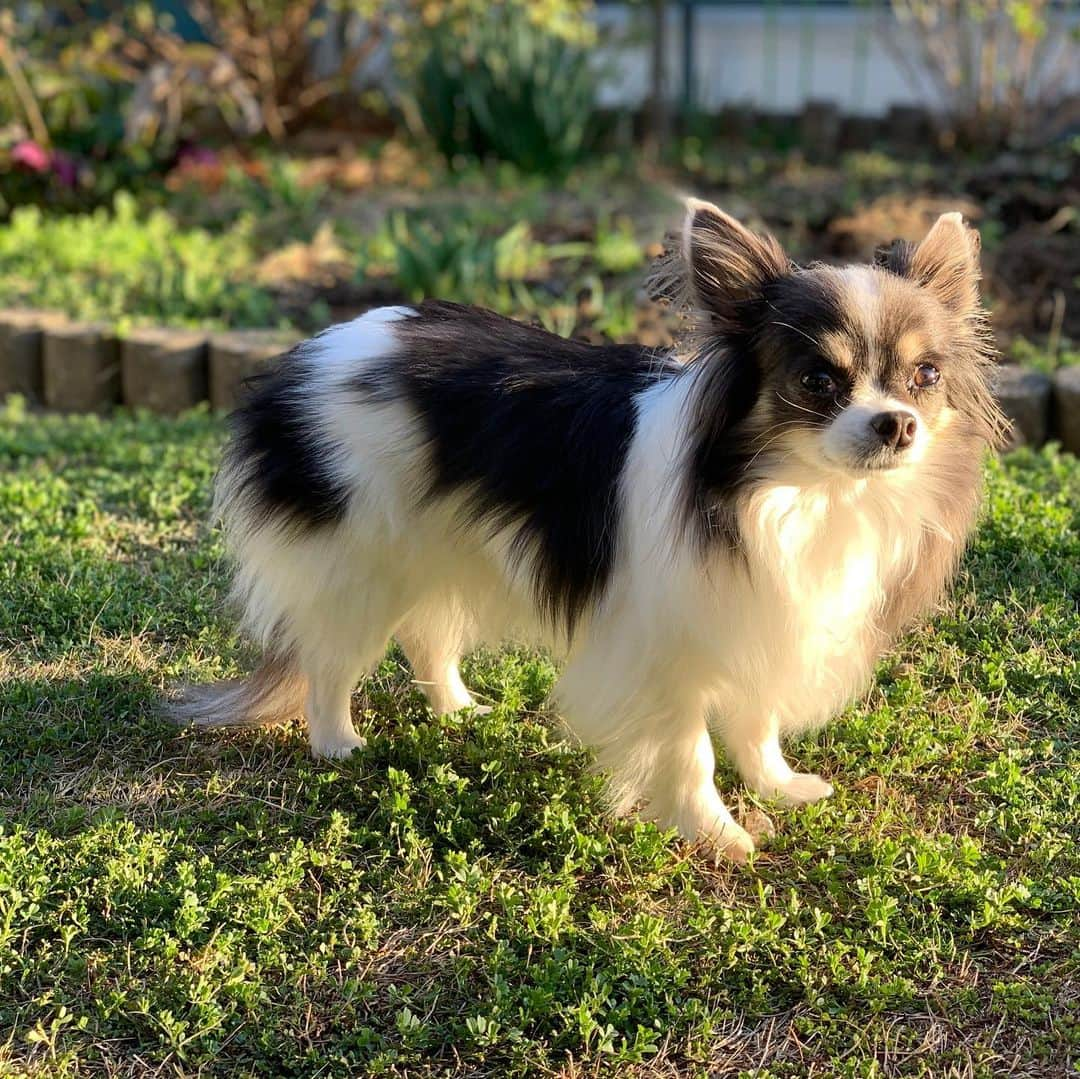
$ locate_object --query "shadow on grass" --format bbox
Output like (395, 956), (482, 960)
(0, 665), (606, 874)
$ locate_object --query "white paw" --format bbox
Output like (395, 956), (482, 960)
(706, 820), (757, 864)
(310, 733), (367, 760)
(757, 772), (833, 806)
(649, 803), (757, 863)
(429, 695), (492, 717)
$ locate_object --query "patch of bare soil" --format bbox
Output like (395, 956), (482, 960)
(986, 226), (1080, 343)
(823, 195), (984, 260)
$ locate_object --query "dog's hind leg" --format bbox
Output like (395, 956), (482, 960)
(396, 601), (481, 715)
(294, 580), (413, 760)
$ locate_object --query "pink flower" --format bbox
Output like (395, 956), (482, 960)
(11, 139), (50, 173)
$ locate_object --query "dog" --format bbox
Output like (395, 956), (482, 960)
(169, 200), (1004, 861)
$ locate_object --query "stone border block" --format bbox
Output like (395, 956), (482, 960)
(887, 105), (933, 146)
(42, 322), (121, 412)
(993, 364), (1052, 449)
(122, 328), (208, 414)
(801, 101), (841, 156)
(7, 302), (1078, 458)
(839, 115), (878, 150)
(209, 331), (298, 411)
(1052, 365), (1080, 455)
(0, 308), (68, 402)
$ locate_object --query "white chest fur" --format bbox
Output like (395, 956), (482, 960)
(707, 476), (924, 732)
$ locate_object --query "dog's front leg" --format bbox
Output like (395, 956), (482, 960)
(717, 709), (833, 806)
(638, 719), (757, 862)
(559, 654), (755, 861)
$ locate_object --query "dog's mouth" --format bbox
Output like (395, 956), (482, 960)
(846, 449), (911, 472)
(792, 433), (912, 474)
(810, 441), (924, 479)
(761, 419), (929, 480)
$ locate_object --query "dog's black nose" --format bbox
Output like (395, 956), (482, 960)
(870, 410), (918, 450)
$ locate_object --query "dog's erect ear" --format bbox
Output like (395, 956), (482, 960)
(680, 199), (790, 329)
(909, 212), (982, 315)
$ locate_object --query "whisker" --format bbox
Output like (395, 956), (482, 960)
(744, 420), (826, 470)
(775, 391), (833, 420)
(745, 443), (800, 472)
(765, 304), (821, 349)
(753, 418), (821, 441)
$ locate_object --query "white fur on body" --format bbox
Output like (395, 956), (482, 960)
(210, 306), (940, 861)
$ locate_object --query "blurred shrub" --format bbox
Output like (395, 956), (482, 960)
(887, 0), (1079, 144)
(0, 6), (156, 214)
(1009, 337), (1080, 373)
(398, 0), (599, 174)
(0, 192), (278, 330)
(386, 211), (551, 302)
(0, 12), (127, 156)
(125, 0), (388, 144)
(1, 1), (389, 191)
(377, 207), (645, 340)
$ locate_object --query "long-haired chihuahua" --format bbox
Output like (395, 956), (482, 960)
(170, 201), (1004, 860)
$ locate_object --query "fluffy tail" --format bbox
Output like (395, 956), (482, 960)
(166, 652), (307, 729)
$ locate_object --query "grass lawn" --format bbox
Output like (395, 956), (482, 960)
(1, 398), (1077, 1077)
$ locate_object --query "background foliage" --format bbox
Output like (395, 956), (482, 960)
(400, 0), (599, 173)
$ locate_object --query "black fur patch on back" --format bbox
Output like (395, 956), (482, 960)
(377, 301), (677, 634)
(227, 346), (352, 530)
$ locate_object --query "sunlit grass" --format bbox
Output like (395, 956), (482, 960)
(1, 400), (1077, 1077)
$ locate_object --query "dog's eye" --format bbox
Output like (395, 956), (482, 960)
(913, 363), (941, 388)
(801, 369), (837, 395)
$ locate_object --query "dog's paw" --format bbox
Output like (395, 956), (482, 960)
(704, 820), (757, 864)
(758, 772), (833, 805)
(311, 733), (367, 760)
(687, 812), (757, 863)
(742, 808), (776, 844)
(648, 797), (757, 864)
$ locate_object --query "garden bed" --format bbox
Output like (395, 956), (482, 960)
(3, 138), (1077, 343)
(3, 136), (1079, 451)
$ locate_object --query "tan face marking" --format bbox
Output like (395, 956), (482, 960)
(895, 330), (929, 368)
(819, 330), (854, 370)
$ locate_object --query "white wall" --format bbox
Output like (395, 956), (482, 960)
(595, 4), (1080, 118)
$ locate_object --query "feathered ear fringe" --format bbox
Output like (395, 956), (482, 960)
(643, 236), (720, 364)
(644, 199), (790, 352)
(644, 229), (695, 311)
